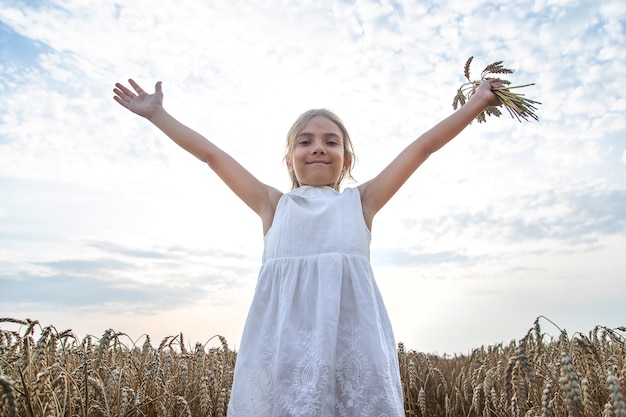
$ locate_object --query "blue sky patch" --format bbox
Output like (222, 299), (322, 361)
(0, 20), (52, 67)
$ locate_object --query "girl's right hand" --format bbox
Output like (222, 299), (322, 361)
(113, 79), (164, 119)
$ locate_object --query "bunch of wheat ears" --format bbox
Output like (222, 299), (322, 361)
(453, 56), (541, 123)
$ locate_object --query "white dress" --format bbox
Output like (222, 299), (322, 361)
(227, 186), (405, 417)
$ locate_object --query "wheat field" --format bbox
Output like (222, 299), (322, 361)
(1, 317), (624, 417)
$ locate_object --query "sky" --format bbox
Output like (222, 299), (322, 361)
(0, 0), (625, 355)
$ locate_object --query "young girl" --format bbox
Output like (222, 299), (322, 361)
(113, 78), (502, 416)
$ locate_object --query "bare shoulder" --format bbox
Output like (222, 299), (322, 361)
(261, 186), (285, 235)
(356, 181), (376, 231)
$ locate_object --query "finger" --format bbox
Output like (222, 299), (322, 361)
(155, 81), (162, 93)
(113, 95), (130, 108)
(128, 78), (145, 95)
(491, 78), (503, 88)
(113, 87), (135, 104)
(114, 83), (135, 99)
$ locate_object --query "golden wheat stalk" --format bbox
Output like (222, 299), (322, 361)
(453, 56), (541, 123)
(0, 375), (17, 417)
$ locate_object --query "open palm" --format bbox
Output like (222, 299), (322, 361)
(113, 79), (163, 119)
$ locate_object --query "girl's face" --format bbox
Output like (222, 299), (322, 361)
(287, 116), (350, 188)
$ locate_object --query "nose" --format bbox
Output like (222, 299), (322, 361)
(311, 140), (326, 154)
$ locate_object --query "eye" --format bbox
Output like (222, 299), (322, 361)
(297, 140), (311, 145)
(326, 140), (339, 146)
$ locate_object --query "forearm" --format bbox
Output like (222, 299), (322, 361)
(148, 107), (217, 162)
(360, 93), (490, 212)
(359, 81), (499, 220)
(417, 94), (489, 156)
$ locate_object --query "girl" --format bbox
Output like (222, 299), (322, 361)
(113, 78), (502, 416)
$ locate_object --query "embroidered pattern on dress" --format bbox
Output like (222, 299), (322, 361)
(301, 361), (320, 387)
(281, 329), (331, 416)
(333, 322), (404, 417)
(344, 355), (363, 382)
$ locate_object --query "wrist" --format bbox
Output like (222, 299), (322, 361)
(469, 90), (492, 108)
(147, 105), (166, 122)
(463, 94), (491, 118)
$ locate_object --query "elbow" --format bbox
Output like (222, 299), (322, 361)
(423, 148), (433, 158)
(427, 142), (444, 156)
(198, 145), (218, 164)
(203, 152), (216, 166)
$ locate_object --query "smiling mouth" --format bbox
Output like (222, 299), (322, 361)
(306, 161), (330, 164)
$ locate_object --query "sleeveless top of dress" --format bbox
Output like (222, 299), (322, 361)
(227, 185), (405, 417)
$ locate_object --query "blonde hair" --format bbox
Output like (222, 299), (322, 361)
(284, 109), (356, 190)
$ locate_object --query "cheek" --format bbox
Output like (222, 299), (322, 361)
(289, 149), (305, 168)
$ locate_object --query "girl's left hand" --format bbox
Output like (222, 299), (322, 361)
(473, 78), (503, 108)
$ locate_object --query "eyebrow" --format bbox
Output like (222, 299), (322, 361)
(296, 132), (341, 139)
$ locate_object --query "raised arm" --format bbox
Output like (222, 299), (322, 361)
(113, 79), (282, 232)
(358, 79), (502, 229)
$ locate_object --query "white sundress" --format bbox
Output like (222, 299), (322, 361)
(227, 186), (405, 417)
